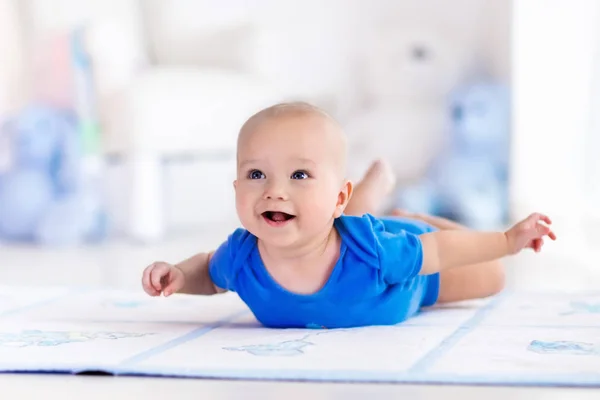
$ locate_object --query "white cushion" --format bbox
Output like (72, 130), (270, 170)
(142, 0), (257, 70)
(102, 67), (284, 155)
(140, 0), (355, 112)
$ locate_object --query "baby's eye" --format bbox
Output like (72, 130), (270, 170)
(248, 170), (265, 180)
(291, 170), (309, 180)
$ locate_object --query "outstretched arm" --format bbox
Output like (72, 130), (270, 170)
(420, 231), (508, 275)
(418, 213), (556, 275)
(392, 209), (507, 279)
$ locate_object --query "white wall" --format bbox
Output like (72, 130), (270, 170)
(511, 0), (600, 253)
(511, 0), (600, 274)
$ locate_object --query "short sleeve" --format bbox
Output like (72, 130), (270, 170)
(374, 221), (424, 284)
(335, 214), (426, 284)
(208, 228), (254, 292)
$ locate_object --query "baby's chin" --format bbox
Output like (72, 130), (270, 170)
(253, 228), (304, 248)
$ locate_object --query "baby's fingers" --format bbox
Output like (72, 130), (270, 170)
(151, 270), (169, 292)
(535, 222), (557, 241)
(142, 265), (160, 296)
(529, 212), (552, 225)
(539, 213), (552, 225)
(535, 223), (551, 237)
(533, 237), (544, 252)
(148, 262), (171, 293)
(163, 281), (180, 297)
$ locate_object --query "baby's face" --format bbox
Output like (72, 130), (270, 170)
(234, 114), (349, 248)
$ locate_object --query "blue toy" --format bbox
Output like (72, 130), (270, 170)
(0, 104), (107, 245)
(395, 81), (510, 230)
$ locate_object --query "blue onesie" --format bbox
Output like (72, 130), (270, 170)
(209, 214), (440, 329)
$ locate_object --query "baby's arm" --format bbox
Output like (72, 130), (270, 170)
(419, 213), (556, 275)
(175, 251), (226, 295)
(419, 231), (508, 275)
(142, 251), (225, 297)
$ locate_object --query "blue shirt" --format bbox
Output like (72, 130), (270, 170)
(209, 214), (440, 329)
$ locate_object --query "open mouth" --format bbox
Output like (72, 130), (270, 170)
(262, 211), (296, 223)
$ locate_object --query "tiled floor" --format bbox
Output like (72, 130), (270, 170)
(1, 227), (599, 399)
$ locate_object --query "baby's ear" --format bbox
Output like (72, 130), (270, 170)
(334, 180), (353, 218)
(233, 180), (238, 189)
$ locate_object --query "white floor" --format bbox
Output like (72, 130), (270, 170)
(1, 227), (600, 399)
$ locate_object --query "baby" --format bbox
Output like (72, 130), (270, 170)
(141, 102), (556, 329)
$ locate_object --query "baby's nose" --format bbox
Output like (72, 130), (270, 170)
(263, 180), (288, 200)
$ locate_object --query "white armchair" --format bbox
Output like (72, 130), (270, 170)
(18, 0), (285, 242)
(103, 67), (282, 242)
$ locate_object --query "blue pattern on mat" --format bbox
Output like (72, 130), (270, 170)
(119, 310), (250, 366)
(528, 340), (600, 356)
(1, 288), (600, 387)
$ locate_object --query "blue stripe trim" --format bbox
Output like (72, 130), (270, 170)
(119, 310), (249, 366)
(0, 287), (87, 318)
(408, 293), (507, 374)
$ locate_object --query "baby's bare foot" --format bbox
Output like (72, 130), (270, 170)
(362, 159), (396, 197)
(391, 209), (412, 217)
(345, 159), (397, 216)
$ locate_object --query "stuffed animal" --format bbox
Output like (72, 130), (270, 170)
(0, 104), (107, 245)
(395, 81), (510, 230)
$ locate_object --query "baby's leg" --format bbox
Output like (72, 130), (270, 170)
(390, 209), (466, 231)
(436, 262), (506, 303)
(344, 159), (396, 216)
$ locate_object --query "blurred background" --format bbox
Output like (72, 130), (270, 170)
(0, 0), (599, 290)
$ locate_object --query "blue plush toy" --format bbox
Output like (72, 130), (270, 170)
(0, 104), (107, 245)
(395, 81), (510, 230)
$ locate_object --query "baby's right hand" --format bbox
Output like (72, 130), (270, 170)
(142, 261), (185, 297)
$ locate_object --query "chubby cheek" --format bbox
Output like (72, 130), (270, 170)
(297, 189), (337, 221)
(234, 187), (258, 221)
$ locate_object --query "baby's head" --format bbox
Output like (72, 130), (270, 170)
(234, 102), (353, 247)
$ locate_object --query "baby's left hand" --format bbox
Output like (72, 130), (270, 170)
(505, 213), (557, 255)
